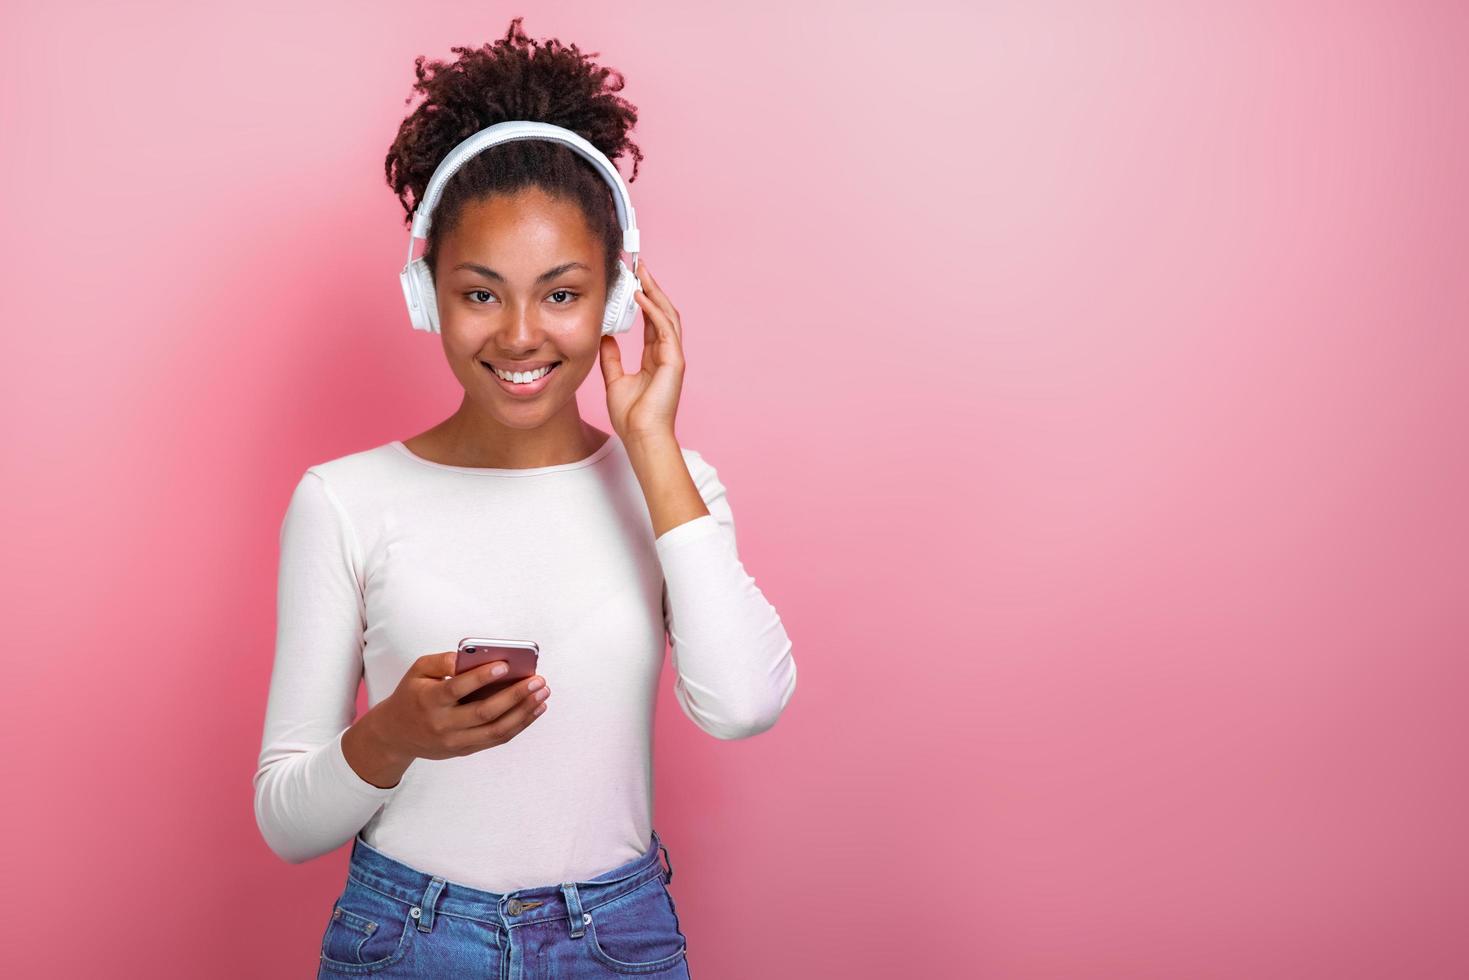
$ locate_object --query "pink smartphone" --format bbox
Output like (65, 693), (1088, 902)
(454, 637), (540, 705)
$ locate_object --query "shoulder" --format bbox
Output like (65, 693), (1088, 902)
(286, 441), (402, 527)
(304, 441), (396, 487)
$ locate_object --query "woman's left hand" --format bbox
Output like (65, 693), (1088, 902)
(598, 261), (684, 445)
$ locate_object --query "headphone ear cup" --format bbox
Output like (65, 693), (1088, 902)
(400, 257), (440, 333)
(601, 260), (643, 335)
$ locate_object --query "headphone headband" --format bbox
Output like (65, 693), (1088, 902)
(405, 120), (640, 265)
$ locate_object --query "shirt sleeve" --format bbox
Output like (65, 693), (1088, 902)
(252, 469), (398, 863)
(656, 450), (798, 740)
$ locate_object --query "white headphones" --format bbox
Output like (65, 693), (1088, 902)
(399, 119), (643, 335)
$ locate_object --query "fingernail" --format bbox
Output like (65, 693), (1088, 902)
(491, 663), (508, 677)
(527, 677), (545, 692)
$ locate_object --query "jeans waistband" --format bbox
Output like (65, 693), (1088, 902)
(346, 829), (673, 936)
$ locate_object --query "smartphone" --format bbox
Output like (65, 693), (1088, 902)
(454, 637), (540, 705)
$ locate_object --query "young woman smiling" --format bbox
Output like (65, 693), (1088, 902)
(252, 18), (797, 979)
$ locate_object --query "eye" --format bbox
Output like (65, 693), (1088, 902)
(548, 289), (578, 305)
(466, 289), (497, 305)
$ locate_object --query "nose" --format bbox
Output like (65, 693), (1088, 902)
(497, 300), (546, 350)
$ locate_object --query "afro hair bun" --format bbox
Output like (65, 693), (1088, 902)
(385, 16), (643, 229)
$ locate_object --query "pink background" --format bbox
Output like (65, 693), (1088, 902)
(4, 1), (1467, 977)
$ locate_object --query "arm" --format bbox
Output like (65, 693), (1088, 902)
(252, 470), (398, 863)
(628, 435), (798, 740)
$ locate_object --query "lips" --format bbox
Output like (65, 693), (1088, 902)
(482, 360), (560, 375)
(480, 359), (561, 396)
(483, 359), (560, 373)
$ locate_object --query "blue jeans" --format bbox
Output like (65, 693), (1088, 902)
(317, 829), (690, 978)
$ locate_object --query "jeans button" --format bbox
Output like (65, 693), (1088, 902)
(507, 899), (522, 915)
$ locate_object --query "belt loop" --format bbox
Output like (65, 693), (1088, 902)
(561, 882), (587, 938)
(658, 840), (673, 883)
(414, 876), (445, 933)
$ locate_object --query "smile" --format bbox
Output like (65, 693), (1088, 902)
(480, 360), (561, 397)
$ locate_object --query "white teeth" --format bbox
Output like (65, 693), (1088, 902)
(491, 363), (555, 383)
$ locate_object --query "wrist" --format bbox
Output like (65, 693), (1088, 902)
(624, 428), (678, 457)
(345, 709), (412, 788)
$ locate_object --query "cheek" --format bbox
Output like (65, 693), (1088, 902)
(552, 324), (604, 359)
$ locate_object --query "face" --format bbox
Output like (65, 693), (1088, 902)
(432, 187), (607, 428)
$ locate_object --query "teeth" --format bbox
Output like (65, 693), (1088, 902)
(491, 363), (555, 383)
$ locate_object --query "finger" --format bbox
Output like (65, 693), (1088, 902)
(634, 289), (678, 344)
(634, 264), (675, 322)
(599, 333), (625, 385)
(634, 283), (680, 344)
(635, 292), (684, 370)
(640, 292), (658, 352)
(420, 650), (458, 681)
(447, 674), (546, 729)
(454, 694), (545, 754)
(451, 680), (550, 749)
(636, 264), (681, 332)
(442, 658), (511, 703)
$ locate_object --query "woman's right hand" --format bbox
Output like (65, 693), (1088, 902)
(366, 650), (551, 765)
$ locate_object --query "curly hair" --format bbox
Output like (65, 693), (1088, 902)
(384, 16), (644, 298)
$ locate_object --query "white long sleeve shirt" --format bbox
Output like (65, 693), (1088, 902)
(252, 433), (796, 892)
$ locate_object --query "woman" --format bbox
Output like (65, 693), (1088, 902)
(252, 18), (798, 978)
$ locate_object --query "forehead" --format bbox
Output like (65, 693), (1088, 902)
(442, 188), (598, 257)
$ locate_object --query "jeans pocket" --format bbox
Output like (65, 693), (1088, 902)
(319, 876), (417, 975)
(583, 877), (688, 975)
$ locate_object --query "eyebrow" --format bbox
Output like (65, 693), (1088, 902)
(453, 261), (590, 285)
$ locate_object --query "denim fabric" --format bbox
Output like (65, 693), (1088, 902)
(316, 829), (690, 979)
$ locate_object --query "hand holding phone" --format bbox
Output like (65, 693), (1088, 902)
(353, 644), (551, 774)
(453, 637), (540, 704)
